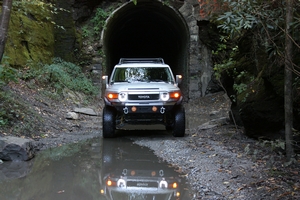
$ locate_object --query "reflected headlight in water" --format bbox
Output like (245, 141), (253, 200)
(117, 178), (126, 188)
(159, 178), (168, 189)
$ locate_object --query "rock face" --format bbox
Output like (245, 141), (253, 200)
(0, 136), (36, 161)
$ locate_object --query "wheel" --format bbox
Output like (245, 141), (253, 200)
(172, 105), (185, 137)
(102, 106), (116, 138)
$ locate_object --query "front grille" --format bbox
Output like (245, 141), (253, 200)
(128, 94), (159, 100)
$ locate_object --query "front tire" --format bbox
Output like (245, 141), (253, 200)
(172, 105), (185, 137)
(102, 106), (116, 138)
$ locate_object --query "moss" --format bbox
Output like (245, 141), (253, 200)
(4, 3), (54, 67)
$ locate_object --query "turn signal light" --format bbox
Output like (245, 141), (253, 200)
(172, 182), (178, 189)
(107, 93), (118, 99)
(170, 92), (181, 98)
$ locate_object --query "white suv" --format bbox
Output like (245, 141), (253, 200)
(102, 58), (185, 138)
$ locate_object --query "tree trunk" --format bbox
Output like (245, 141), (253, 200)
(0, 0), (13, 62)
(284, 0), (294, 160)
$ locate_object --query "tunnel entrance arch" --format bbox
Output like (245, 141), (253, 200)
(101, 0), (190, 99)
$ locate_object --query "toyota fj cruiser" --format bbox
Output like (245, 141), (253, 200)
(102, 58), (185, 138)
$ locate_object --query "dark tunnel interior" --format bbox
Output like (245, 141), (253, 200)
(102, 0), (189, 81)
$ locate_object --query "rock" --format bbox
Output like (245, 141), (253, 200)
(73, 107), (98, 116)
(66, 112), (79, 120)
(0, 136), (36, 161)
(197, 122), (217, 130)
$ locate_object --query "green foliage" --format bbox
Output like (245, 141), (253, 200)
(0, 57), (18, 127)
(0, 90), (39, 134)
(90, 7), (111, 36)
(213, 0), (300, 62)
(215, 0), (285, 38)
(0, 56), (18, 87)
(81, 6), (112, 39)
(212, 0), (300, 104)
(0, 64), (18, 87)
(212, 36), (238, 80)
(81, 26), (91, 38)
(22, 58), (98, 96)
(12, 0), (69, 29)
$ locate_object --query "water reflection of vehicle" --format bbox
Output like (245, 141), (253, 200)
(99, 138), (184, 200)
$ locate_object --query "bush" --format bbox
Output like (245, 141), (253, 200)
(0, 59), (18, 87)
(22, 58), (98, 96)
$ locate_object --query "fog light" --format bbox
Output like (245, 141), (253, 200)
(152, 106), (157, 112)
(131, 106), (137, 112)
(131, 170), (136, 176)
(151, 171), (156, 176)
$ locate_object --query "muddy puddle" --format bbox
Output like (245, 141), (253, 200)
(0, 137), (191, 200)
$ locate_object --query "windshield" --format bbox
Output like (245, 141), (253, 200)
(112, 67), (174, 84)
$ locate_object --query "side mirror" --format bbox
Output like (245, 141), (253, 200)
(176, 75), (182, 86)
(102, 75), (108, 89)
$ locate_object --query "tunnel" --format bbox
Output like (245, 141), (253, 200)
(101, 0), (190, 95)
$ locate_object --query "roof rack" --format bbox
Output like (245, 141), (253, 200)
(118, 58), (165, 64)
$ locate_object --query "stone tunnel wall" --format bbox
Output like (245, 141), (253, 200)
(170, 0), (222, 99)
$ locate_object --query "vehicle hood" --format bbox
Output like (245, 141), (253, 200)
(108, 82), (179, 92)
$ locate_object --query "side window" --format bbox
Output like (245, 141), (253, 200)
(113, 68), (126, 82)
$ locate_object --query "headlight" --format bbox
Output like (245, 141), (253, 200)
(160, 92), (169, 101)
(118, 92), (127, 102)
